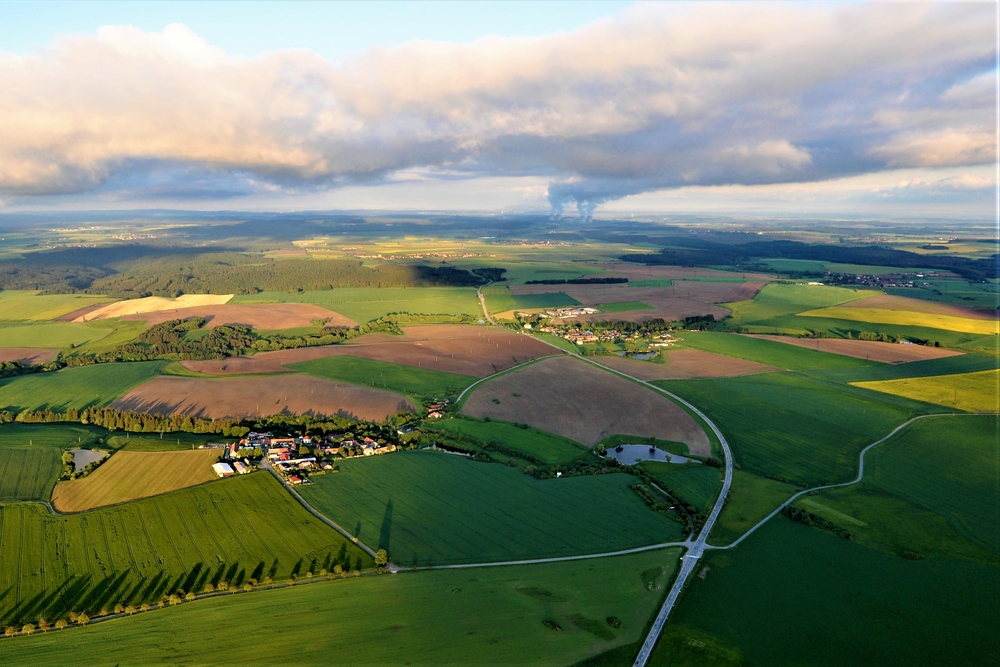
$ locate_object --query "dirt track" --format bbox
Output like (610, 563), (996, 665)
(121, 303), (356, 329)
(0, 347), (59, 365)
(182, 325), (556, 377)
(461, 356), (711, 454)
(111, 375), (414, 420)
(746, 335), (965, 363)
(596, 349), (777, 380)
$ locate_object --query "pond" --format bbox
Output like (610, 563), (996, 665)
(601, 444), (693, 466)
(616, 351), (657, 360)
(71, 449), (108, 472)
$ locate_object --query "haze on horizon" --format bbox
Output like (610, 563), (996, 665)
(0, 1), (995, 220)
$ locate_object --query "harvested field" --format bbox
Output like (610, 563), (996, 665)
(0, 347), (58, 365)
(182, 325), (556, 377)
(747, 335), (965, 363)
(111, 374), (414, 420)
(596, 349), (777, 380)
(55, 302), (111, 322)
(847, 294), (996, 320)
(121, 302), (355, 329)
(510, 280), (767, 322)
(51, 449), (220, 512)
(75, 294), (233, 321)
(461, 356), (711, 454)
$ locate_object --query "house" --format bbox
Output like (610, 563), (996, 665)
(212, 462), (235, 478)
(232, 461), (248, 475)
(288, 475), (303, 485)
(428, 411), (444, 419)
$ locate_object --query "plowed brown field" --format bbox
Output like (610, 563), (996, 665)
(746, 335), (965, 363)
(0, 347), (58, 365)
(121, 303), (356, 329)
(51, 449), (220, 512)
(510, 280), (767, 323)
(110, 375), (414, 420)
(461, 356), (711, 454)
(844, 294), (996, 320)
(182, 325), (556, 377)
(596, 349), (777, 380)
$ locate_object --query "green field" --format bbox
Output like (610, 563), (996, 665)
(0, 291), (111, 322)
(429, 418), (589, 465)
(597, 301), (654, 313)
(707, 470), (798, 546)
(0, 448), (61, 502)
(804, 415), (1000, 560)
(798, 306), (999, 335)
(107, 432), (235, 452)
(0, 361), (165, 413)
(291, 356), (477, 400)
(886, 279), (1000, 310)
(0, 549), (678, 666)
(0, 423), (104, 450)
(680, 331), (874, 371)
(300, 450), (684, 566)
(724, 283), (868, 325)
(661, 518), (999, 667)
(0, 473), (371, 626)
(637, 461), (721, 514)
(630, 279), (673, 287)
(811, 353), (999, 384)
(657, 373), (931, 487)
(483, 285), (580, 313)
(232, 287), (482, 322)
(853, 369), (999, 413)
(0, 322), (110, 349)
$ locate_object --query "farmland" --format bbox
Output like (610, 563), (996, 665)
(461, 356), (711, 453)
(428, 417), (589, 465)
(182, 324), (558, 377)
(707, 470), (798, 545)
(595, 348), (777, 381)
(0, 348), (58, 365)
(0, 549), (677, 666)
(596, 300), (654, 313)
(0, 291), (112, 322)
(110, 374), (415, 420)
(51, 449), (222, 512)
(300, 450), (685, 565)
(75, 294), (233, 321)
(724, 282), (867, 325)
(483, 284), (580, 313)
(679, 331), (876, 370)
(0, 361), (165, 413)
(747, 335), (964, 363)
(664, 516), (999, 666)
(846, 293), (997, 319)
(853, 369), (1000, 413)
(0, 448), (61, 503)
(120, 302), (356, 329)
(0, 322), (110, 349)
(0, 473), (372, 626)
(232, 287), (482, 322)
(657, 372), (932, 487)
(796, 306), (999, 335)
(637, 461), (722, 514)
(291, 356), (477, 400)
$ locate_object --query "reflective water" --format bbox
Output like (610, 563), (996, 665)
(601, 444), (692, 465)
(71, 449), (108, 472)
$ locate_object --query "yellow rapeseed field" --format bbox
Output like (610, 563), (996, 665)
(797, 307), (999, 335)
(853, 369), (999, 413)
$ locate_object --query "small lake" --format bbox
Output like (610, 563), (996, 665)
(602, 445), (693, 466)
(71, 449), (108, 472)
(617, 351), (657, 360)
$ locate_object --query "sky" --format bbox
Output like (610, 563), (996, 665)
(0, 1), (995, 220)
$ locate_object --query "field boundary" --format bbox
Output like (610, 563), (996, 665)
(398, 541), (688, 572)
(452, 353), (565, 407)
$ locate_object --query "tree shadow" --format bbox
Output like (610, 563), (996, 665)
(379, 498), (393, 552)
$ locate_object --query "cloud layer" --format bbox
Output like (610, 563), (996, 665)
(0, 3), (993, 215)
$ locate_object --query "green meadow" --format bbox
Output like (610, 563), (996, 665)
(482, 285), (580, 313)
(657, 373), (932, 487)
(0, 473), (370, 626)
(0, 291), (111, 322)
(663, 518), (999, 667)
(430, 418), (589, 465)
(0, 361), (165, 413)
(300, 450), (684, 566)
(637, 461), (721, 514)
(708, 470), (798, 546)
(291, 356), (477, 400)
(0, 549), (678, 666)
(724, 283), (867, 325)
(0, 449), (61, 503)
(232, 287), (482, 322)
(0, 322), (110, 349)
(679, 332), (873, 370)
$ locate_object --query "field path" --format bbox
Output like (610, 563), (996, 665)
(477, 281), (495, 325)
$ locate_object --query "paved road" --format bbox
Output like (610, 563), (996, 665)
(477, 281), (496, 325)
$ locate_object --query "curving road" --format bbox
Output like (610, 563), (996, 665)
(477, 281), (496, 325)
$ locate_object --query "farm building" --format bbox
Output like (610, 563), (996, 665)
(212, 462), (235, 478)
(232, 461), (248, 475)
(288, 475), (303, 485)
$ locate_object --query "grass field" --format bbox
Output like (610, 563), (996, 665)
(0, 323), (110, 349)
(657, 373), (930, 487)
(853, 369), (999, 413)
(300, 450), (685, 566)
(707, 470), (798, 545)
(0, 473), (371, 626)
(662, 518), (1000, 667)
(0, 361), (165, 413)
(291, 355), (477, 400)
(811, 351), (999, 384)
(232, 287), (482, 322)
(0, 423), (104, 450)
(637, 461), (721, 514)
(429, 418), (589, 465)
(483, 285), (580, 313)
(725, 283), (867, 325)
(597, 301), (654, 313)
(0, 448), (61, 503)
(679, 332), (874, 370)
(797, 307), (999, 335)
(630, 279), (673, 287)
(0, 549), (678, 666)
(51, 449), (222, 512)
(0, 292), (112, 322)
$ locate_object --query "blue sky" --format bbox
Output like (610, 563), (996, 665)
(0, 1), (994, 219)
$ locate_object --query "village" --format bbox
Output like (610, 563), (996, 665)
(535, 324), (675, 347)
